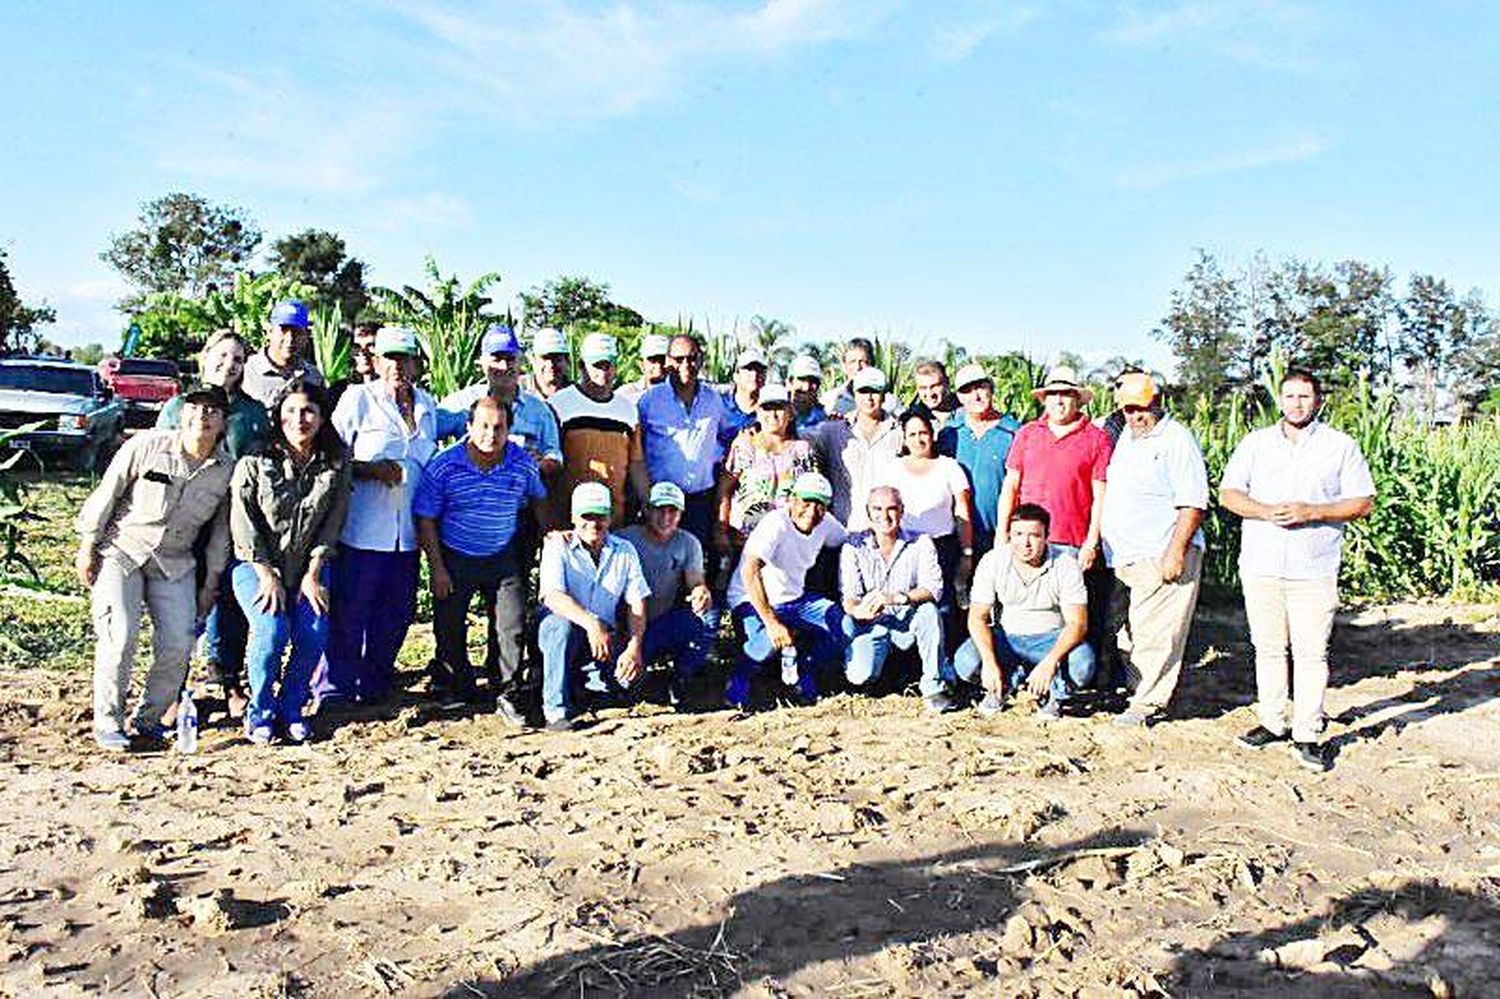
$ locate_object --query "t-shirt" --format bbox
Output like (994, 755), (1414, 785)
(1005, 418), (1112, 547)
(1100, 414), (1208, 568)
(726, 507), (847, 607)
(876, 456), (971, 538)
(549, 385), (644, 527)
(412, 441), (545, 557)
(971, 544), (1087, 637)
(617, 525), (704, 621)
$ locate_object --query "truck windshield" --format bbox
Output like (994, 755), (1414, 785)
(0, 367), (96, 395)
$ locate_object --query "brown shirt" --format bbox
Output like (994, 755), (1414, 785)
(76, 429), (234, 583)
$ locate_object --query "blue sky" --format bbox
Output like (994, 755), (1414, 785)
(3, 0), (1498, 371)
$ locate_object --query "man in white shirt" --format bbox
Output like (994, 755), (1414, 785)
(1220, 369), (1375, 772)
(1100, 373), (1209, 727)
(725, 472), (847, 709)
(803, 366), (902, 531)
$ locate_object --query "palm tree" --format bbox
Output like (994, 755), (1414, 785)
(369, 256), (503, 398)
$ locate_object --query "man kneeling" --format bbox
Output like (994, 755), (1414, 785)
(954, 503), (1094, 719)
(537, 482), (650, 731)
(839, 486), (952, 712)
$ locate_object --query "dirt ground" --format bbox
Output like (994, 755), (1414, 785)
(0, 599), (1497, 997)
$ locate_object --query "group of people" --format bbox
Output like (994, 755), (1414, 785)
(79, 303), (1376, 772)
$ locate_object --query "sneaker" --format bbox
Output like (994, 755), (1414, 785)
(247, 724), (274, 745)
(1292, 741), (1330, 772)
(494, 695), (526, 728)
(976, 692), (1004, 718)
(724, 673), (752, 712)
(789, 671), (819, 706)
(544, 716), (575, 733)
(1113, 710), (1150, 728)
(1037, 699), (1062, 721)
(129, 722), (169, 748)
(1238, 726), (1288, 749)
(924, 691), (961, 715)
(285, 722), (311, 744)
(94, 730), (130, 753)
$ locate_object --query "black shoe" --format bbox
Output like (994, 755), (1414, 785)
(544, 716), (575, 733)
(1238, 726), (1288, 749)
(494, 695), (526, 728)
(924, 691), (961, 714)
(1292, 741), (1330, 772)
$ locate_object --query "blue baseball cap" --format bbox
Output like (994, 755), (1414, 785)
(482, 323), (521, 356)
(269, 301), (310, 329)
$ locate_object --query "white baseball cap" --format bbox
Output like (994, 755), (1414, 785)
(532, 328), (571, 357)
(789, 354), (823, 380)
(853, 367), (888, 392)
(571, 481), (613, 518)
(737, 347), (768, 370)
(580, 333), (619, 365)
(954, 363), (991, 391)
(648, 482), (686, 509)
(641, 333), (671, 359)
(791, 471), (834, 504)
(757, 383), (790, 407)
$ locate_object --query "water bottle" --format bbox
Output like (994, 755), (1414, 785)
(780, 646), (799, 687)
(176, 690), (198, 755)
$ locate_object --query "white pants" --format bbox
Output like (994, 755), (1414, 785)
(91, 557), (197, 735)
(1241, 574), (1339, 743)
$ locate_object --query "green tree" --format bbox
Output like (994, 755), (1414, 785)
(519, 276), (643, 331)
(100, 192), (261, 304)
(268, 228), (368, 321)
(1397, 274), (1472, 423)
(1254, 259), (1395, 384)
(0, 248), (56, 354)
(1152, 249), (1247, 399)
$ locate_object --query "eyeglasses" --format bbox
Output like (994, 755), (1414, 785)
(667, 353), (700, 364)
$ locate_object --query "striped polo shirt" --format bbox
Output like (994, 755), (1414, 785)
(412, 440), (545, 557)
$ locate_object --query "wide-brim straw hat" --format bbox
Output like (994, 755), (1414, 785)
(1031, 365), (1093, 405)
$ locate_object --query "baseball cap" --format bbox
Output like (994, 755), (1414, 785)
(179, 383), (229, 414)
(571, 481), (613, 518)
(757, 383), (790, 407)
(482, 323), (521, 356)
(641, 333), (671, 359)
(1114, 371), (1157, 408)
(269, 301), (310, 329)
(648, 482), (686, 509)
(531, 327), (571, 357)
(853, 367), (888, 392)
(789, 354), (823, 380)
(581, 332), (619, 366)
(737, 347), (767, 370)
(954, 363), (991, 391)
(374, 326), (421, 357)
(790, 471), (834, 505)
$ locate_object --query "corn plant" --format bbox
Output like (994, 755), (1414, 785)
(370, 258), (503, 400)
(309, 303), (351, 383)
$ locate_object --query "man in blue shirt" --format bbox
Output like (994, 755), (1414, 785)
(414, 396), (546, 724)
(938, 363), (1021, 561)
(537, 482), (652, 731)
(788, 354), (828, 430)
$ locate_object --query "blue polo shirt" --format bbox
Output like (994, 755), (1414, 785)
(436, 383), (562, 464)
(638, 381), (730, 494)
(938, 414), (1021, 550)
(412, 440), (545, 557)
(795, 403), (827, 431)
(718, 389), (760, 450)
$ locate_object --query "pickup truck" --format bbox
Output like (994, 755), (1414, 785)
(98, 356), (181, 426)
(0, 358), (128, 473)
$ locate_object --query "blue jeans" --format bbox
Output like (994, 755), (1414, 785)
(201, 564), (249, 690)
(233, 562), (331, 729)
(843, 602), (948, 697)
(539, 612), (636, 723)
(322, 546), (419, 703)
(731, 596), (844, 681)
(953, 625), (1096, 703)
(642, 607), (715, 680)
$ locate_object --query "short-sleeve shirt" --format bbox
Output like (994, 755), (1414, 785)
(638, 382), (730, 494)
(1005, 417), (1112, 547)
(803, 415), (903, 531)
(1220, 420), (1375, 580)
(331, 381), (439, 553)
(971, 544), (1088, 636)
(726, 507), (847, 608)
(1100, 414), (1209, 567)
(876, 456), (971, 538)
(412, 441), (545, 557)
(718, 389), (760, 450)
(617, 525), (704, 621)
(939, 414), (1021, 548)
(241, 350), (324, 408)
(539, 531), (651, 624)
(550, 385), (645, 527)
(839, 529), (944, 619)
(724, 431), (819, 538)
(436, 383), (562, 465)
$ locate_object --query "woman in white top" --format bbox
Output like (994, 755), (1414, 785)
(880, 407), (975, 608)
(320, 327), (438, 705)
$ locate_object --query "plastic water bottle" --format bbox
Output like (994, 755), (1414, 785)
(780, 646), (799, 687)
(176, 690), (198, 755)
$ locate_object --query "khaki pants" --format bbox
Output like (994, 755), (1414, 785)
(1241, 574), (1339, 743)
(91, 557), (197, 735)
(1113, 546), (1203, 716)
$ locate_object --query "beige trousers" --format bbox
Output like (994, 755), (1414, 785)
(1113, 546), (1203, 716)
(91, 557), (197, 735)
(1241, 574), (1339, 743)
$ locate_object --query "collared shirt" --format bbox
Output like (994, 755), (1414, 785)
(727, 507), (847, 607)
(839, 529), (944, 620)
(939, 412), (1021, 548)
(821, 383), (856, 417)
(619, 377), (663, 403)
(1101, 414), (1209, 568)
(550, 385), (644, 527)
(241, 350), (325, 408)
(230, 448), (351, 590)
(718, 389), (760, 450)
(795, 403), (828, 431)
(332, 381), (439, 552)
(1005, 417), (1113, 548)
(803, 413), (903, 531)
(413, 441), (545, 557)
(539, 531), (651, 624)
(76, 429), (233, 583)
(1221, 420), (1375, 580)
(638, 381), (731, 494)
(156, 390), (270, 461)
(971, 544), (1087, 636)
(436, 382), (563, 464)
(617, 525), (704, 621)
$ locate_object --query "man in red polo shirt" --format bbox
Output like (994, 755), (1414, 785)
(997, 365), (1113, 663)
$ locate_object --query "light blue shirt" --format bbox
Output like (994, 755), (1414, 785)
(1100, 414), (1209, 568)
(332, 382), (439, 553)
(539, 531), (652, 623)
(437, 383), (562, 465)
(638, 381), (730, 493)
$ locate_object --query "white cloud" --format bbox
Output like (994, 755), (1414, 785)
(64, 278), (131, 304)
(366, 193), (475, 232)
(1114, 134), (1326, 190)
(930, 7), (1036, 64)
(1103, 0), (1320, 70)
